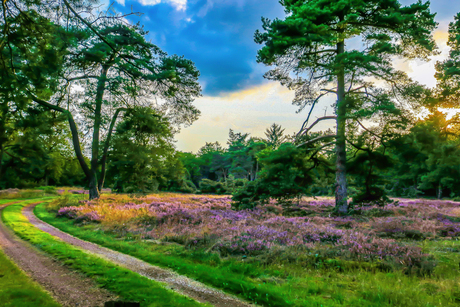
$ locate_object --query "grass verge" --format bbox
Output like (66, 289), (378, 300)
(2, 201), (207, 307)
(0, 247), (60, 307)
(35, 202), (460, 307)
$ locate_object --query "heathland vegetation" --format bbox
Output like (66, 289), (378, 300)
(1, 0), (460, 306)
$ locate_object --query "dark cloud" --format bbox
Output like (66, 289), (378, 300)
(115, 0), (460, 96)
(114, 0), (284, 95)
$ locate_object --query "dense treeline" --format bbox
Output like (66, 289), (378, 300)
(1, 0), (460, 214)
(178, 112), (460, 204)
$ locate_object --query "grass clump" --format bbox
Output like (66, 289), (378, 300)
(3, 201), (207, 307)
(0, 247), (60, 307)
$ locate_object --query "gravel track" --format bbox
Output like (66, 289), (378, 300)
(0, 203), (118, 307)
(25, 203), (252, 307)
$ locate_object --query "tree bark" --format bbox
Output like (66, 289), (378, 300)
(335, 38), (348, 214)
(89, 65), (109, 199)
(0, 143), (4, 185)
(437, 183), (442, 200)
(98, 108), (126, 192)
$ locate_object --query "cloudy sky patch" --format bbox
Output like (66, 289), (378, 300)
(110, 0), (460, 152)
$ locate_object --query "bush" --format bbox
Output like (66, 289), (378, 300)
(38, 186), (58, 195)
(232, 143), (310, 210)
(224, 175), (248, 194)
(46, 193), (86, 212)
(351, 186), (393, 208)
(231, 181), (267, 210)
(198, 179), (228, 195)
(175, 180), (197, 194)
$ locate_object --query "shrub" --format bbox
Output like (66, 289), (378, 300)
(46, 193), (86, 212)
(232, 144), (310, 210)
(38, 186), (58, 195)
(351, 186), (393, 208)
(198, 179), (228, 195)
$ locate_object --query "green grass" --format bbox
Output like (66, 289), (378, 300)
(0, 247), (60, 307)
(35, 202), (460, 307)
(2, 200), (207, 307)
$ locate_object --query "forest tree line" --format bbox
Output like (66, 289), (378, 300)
(2, 0), (460, 213)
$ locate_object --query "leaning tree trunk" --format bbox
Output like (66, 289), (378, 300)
(335, 39), (348, 214)
(89, 65), (110, 199)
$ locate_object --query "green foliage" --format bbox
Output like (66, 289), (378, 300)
(232, 143), (311, 209)
(108, 107), (186, 194)
(264, 123), (286, 149)
(198, 179), (228, 195)
(385, 112), (460, 198)
(255, 0), (438, 213)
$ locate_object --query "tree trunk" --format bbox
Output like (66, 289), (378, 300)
(90, 65), (109, 199)
(89, 175), (99, 199)
(437, 183), (442, 200)
(335, 38), (348, 214)
(98, 108), (126, 192)
(0, 143), (3, 185)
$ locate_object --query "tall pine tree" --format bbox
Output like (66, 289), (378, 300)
(255, 0), (437, 213)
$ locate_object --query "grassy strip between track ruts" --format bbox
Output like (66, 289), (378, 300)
(0, 247), (60, 307)
(2, 201), (208, 307)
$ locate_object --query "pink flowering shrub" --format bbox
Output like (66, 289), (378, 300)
(55, 193), (460, 268)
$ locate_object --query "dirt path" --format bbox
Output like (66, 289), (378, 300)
(25, 203), (252, 307)
(0, 203), (118, 307)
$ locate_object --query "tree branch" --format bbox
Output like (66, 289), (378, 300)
(296, 92), (328, 139)
(305, 141), (335, 156)
(345, 137), (371, 153)
(65, 75), (99, 82)
(297, 135), (337, 148)
(301, 116), (337, 136)
(27, 92), (92, 179)
(62, 0), (120, 56)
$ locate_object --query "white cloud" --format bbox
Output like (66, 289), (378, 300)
(137, 0), (187, 11)
(175, 82), (336, 153)
(115, 0), (125, 6)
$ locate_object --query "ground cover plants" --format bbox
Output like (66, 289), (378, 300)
(39, 192), (460, 306)
(2, 199), (208, 307)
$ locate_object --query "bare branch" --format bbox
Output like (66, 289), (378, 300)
(297, 135), (337, 148)
(301, 116), (337, 136)
(296, 92), (328, 138)
(65, 75), (100, 82)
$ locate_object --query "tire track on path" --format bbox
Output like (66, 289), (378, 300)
(0, 203), (118, 307)
(25, 203), (252, 307)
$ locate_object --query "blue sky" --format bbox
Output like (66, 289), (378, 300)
(114, 0), (285, 95)
(111, 0), (460, 152)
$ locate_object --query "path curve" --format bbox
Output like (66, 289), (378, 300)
(0, 203), (118, 307)
(25, 203), (252, 307)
